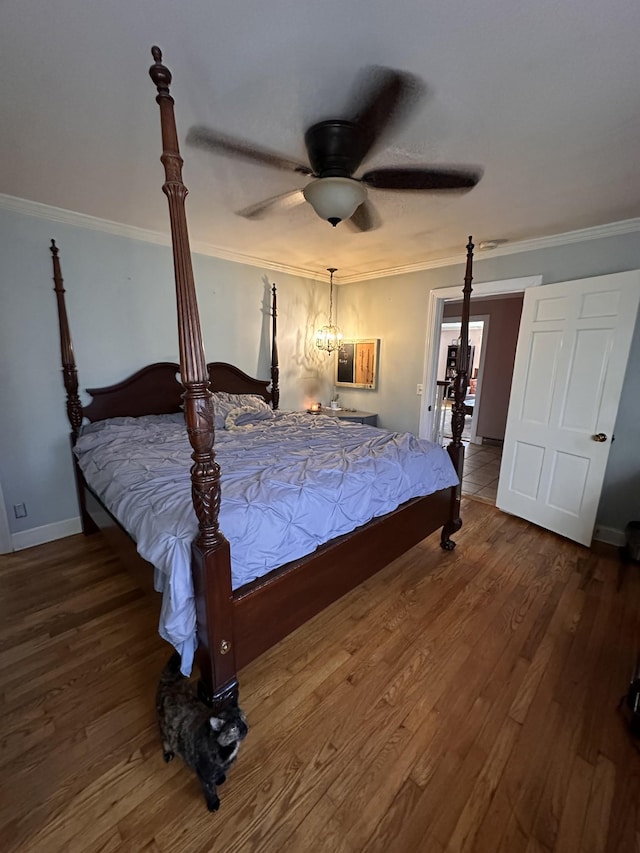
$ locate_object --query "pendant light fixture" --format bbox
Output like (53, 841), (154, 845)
(315, 268), (343, 354)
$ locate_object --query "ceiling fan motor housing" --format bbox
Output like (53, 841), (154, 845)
(304, 120), (366, 177)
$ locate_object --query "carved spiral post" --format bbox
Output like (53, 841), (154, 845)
(50, 240), (83, 440)
(440, 236), (474, 551)
(271, 283), (280, 410)
(149, 47), (238, 708)
(50, 240), (99, 536)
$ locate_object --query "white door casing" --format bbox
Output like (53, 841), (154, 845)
(497, 270), (640, 546)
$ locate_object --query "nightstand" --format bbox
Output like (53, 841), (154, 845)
(322, 409), (378, 426)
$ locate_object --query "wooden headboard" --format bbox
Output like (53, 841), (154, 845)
(81, 361), (274, 424)
(51, 238), (279, 427)
(83, 362), (183, 422)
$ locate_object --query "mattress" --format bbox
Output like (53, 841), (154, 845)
(74, 409), (458, 673)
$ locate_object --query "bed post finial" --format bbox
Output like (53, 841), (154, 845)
(150, 46), (172, 97)
(50, 239), (83, 439)
(441, 236), (474, 551)
(150, 48), (238, 710)
(271, 283), (280, 410)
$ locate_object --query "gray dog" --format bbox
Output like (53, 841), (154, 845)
(156, 652), (248, 811)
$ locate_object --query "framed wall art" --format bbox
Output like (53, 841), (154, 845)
(335, 338), (379, 389)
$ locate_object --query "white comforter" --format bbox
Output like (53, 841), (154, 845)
(74, 411), (458, 673)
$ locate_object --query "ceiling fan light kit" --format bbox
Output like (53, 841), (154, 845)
(303, 177), (367, 226)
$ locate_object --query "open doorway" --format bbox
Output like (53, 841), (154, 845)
(435, 317), (488, 446)
(419, 275), (542, 505)
(435, 313), (504, 504)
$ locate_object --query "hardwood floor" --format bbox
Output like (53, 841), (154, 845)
(1, 500), (639, 852)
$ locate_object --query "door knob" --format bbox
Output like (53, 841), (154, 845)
(593, 433), (608, 442)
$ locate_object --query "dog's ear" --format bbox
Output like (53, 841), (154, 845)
(209, 716), (225, 732)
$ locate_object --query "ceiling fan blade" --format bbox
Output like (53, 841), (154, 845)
(237, 189), (305, 219)
(186, 126), (314, 176)
(360, 166), (482, 191)
(345, 199), (380, 232)
(348, 67), (426, 165)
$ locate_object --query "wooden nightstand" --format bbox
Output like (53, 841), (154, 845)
(321, 409), (378, 426)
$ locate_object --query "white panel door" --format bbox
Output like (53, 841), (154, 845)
(497, 271), (640, 546)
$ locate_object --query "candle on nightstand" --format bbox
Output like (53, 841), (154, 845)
(309, 402), (321, 412)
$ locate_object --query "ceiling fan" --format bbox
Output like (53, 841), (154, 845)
(186, 66), (482, 231)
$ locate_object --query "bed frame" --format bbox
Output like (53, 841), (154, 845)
(49, 47), (474, 710)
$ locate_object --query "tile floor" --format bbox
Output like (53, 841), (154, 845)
(441, 408), (503, 504)
(461, 441), (503, 504)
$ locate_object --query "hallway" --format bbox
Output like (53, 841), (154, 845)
(461, 442), (502, 504)
(441, 403), (503, 505)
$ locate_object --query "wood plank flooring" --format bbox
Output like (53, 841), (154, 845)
(1, 499), (639, 852)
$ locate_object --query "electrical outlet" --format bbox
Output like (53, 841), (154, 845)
(13, 503), (27, 519)
(416, 384), (423, 395)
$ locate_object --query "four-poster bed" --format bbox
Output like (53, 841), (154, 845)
(50, 47), (474, 710)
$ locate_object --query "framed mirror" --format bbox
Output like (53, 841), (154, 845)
(335, 338), (379, 389)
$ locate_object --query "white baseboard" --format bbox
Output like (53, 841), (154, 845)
(593, 525), (625, 547)
(12, 517), (82, 552)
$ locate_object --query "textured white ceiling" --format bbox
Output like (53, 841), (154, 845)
(2, 0), (640, 279)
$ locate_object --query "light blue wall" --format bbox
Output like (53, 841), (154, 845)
(336, 230), (640, 535)
(0, 206), (332, 538)
(2, 204), (637, 544)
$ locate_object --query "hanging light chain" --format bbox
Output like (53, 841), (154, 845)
(328, 267), (336, 326)
(316, 267), (342, 354)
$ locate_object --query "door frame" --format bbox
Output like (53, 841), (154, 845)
(419, 275), (543, 441)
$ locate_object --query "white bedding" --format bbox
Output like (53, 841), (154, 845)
(74, 410), (458, 673)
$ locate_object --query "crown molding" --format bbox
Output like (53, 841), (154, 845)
(0, 193), (320, 282)
(337, 217), (640, 283)
(2, 193), (638, 285)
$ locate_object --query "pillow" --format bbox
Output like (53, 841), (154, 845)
(80, 412), (184, 435)
(224, 405), (275, 431)
(211, 391), (271, 429)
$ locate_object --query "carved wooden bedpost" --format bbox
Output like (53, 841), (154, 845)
(50, 240), (83, 439)
(149, 47), (238, 709)
(50, 240), (99, 535)
(271, 283), (280, 410)
(440, 236), (474, 551)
